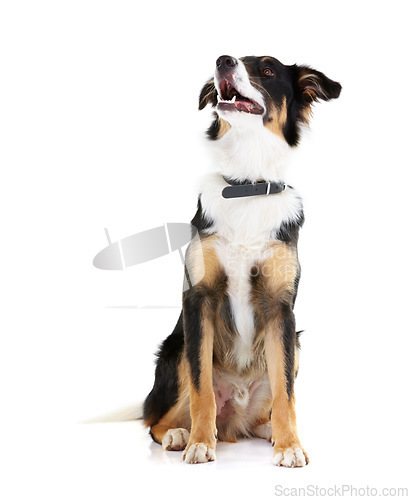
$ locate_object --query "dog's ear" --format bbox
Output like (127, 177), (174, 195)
(199, 78), (217, 110)
(296, 66), (342, 105)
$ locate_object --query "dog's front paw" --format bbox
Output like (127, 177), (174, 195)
(162, 428), (190, 451)
(182, 443), (216, 464)
(273, 445), (309, 468)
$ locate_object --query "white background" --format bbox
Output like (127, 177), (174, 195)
(1, 0), (409, 498)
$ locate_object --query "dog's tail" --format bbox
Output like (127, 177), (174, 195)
(82, 401), (144, 424)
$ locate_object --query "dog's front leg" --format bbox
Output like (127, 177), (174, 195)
(264, 303), (309, 467)
(182, 287), (217, 464)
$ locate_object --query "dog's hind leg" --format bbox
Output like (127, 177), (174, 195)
(143, 315), (193, 451)
(151, 423), (190, 451)
(253, 421), (273, 441)
(150, 394), (191, 451)
(148, 358), (192, 451)
(251, 411), (273, 441)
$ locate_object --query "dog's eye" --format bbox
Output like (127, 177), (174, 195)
(263, 68), (274, 77)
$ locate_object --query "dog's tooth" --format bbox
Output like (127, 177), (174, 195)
(217, 95), (221, 103)
(231, 95), (236, 103)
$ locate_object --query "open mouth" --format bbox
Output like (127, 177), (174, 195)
(217, 79), (264, 115)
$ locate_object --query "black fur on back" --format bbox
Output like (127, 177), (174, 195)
(191, 195), (215, 235)
(275, 205), (305, 246)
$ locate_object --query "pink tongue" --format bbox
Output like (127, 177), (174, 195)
(235, 100), (253, 113)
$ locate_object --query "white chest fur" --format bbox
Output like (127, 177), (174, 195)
(199, 173), (303, 370)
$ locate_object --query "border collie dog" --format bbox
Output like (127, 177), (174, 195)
(143, 55), (341, 466)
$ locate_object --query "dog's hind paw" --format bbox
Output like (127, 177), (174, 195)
(162, 428), (190, 451)
(252, 422), (272, 441)
(182, 443), (216, 464)
(273, 446), (309, 468)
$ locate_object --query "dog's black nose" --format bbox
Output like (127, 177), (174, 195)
(216, 55), (238, 71)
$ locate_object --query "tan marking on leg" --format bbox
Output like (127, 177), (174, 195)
(183, 234), (225, 463)
(264, 323), (308, 467)
(187, 314), (217, 443)
(261, 241), (298, 297)
(251, 241), (299, 350)
(252, 241), (307, 466)
(185, 234), (222, 288)
(212, 297), (238, 372)
(183, 313), (217, 463)
(265, 331), (298, 446)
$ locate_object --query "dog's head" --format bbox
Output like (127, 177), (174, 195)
(199, 55), (341, 147)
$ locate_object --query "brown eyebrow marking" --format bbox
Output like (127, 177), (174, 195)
(260, 56), (276, 65)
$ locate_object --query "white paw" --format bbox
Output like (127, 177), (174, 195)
(253, 422), (273, 441)
(182, 443), (216, 464)
(273, 447), (308, 468)
(162, 428), (190, 451)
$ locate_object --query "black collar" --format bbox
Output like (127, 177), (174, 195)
(222, 176), (287, 199)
